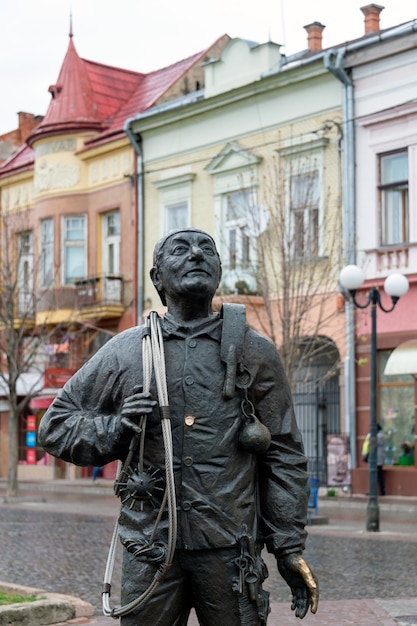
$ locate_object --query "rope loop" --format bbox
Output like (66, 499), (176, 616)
(102, 313), (177, 618)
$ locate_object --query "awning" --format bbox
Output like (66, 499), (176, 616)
(30, 393), (58, 410)
(384, 339), (417, 377)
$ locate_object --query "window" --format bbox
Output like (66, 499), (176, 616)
(154, 171), (194, 235)
(379, 151), (408, 246)
(102, 211), (120, 275)
(40, 218), (54, 287)
(206, 142), (263, 292)
(63, 216), (86, 284)
(165, 201), (188, 232)
(225, 190), (251, 270)
(378, 350), (415, 466)
(291, 170), (319, 258)
(17, 231), (33, 315)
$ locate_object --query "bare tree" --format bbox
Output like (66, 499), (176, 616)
(0, 209), (88, 497)
(217, 129), (344, 392)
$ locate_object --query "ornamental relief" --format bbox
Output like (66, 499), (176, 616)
(34, 159), (81, 192)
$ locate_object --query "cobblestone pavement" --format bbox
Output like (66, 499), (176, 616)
(1, 484), (417, 625)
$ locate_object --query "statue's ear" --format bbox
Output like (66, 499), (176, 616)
(150, 266), (167, 306)
(150, 266), (160, 289)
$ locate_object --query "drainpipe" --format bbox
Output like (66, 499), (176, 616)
(324, 48), (357, 468)
(124, 121), (144, 326)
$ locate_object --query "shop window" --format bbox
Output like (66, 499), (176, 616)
(379, 151), (409, 246)
(379, 350), (415, 465)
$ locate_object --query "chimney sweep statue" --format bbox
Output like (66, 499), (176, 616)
(39, 228), (318, 625)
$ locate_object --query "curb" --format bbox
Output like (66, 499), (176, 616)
(0, 582), (94, 626)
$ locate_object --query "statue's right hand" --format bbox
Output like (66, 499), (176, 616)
(120, 385), (156, 435)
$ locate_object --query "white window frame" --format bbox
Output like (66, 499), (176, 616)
(279, 133), (328, 261)
(289, 166), (320, 259)
(102, 210), (120, 276)
(40, 218), (54, 287)
(62, 215), (87, 285)
(379, 150), (409, 246)
(207, 142), (262, 293)
(154, 171), (195, 236)
(17, 231), (34, 314)
(223, 188), (254, 272)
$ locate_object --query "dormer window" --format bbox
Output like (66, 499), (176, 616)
(48, 84), (63, 99)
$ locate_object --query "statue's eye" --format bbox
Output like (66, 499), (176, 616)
(172, 245), (188, 255)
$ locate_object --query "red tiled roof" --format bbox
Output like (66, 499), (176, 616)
(28, 34), (217, 149)
(96, 49), (214, 140)
(1, 33), (227, 173)
(0, 144), (34, 177)
(83, 59), (145, 121)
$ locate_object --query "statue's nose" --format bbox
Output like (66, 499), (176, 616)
(189, 245), (204, 261)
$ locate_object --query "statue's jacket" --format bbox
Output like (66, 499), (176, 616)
(39, 313), (308, 559)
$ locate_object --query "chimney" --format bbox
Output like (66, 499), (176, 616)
(17, 112), (40, 143)
(360, 4), (384, 34)
(304, 22), (326, 52)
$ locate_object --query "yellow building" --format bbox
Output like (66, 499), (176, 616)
(126, 34), (346, 481)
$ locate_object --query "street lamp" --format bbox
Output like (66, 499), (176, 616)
(339, 265), (409, 532)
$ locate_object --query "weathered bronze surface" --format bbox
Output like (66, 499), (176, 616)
(39, 228), (318, 624)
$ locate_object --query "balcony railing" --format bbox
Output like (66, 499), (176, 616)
(74, 275), (123, 307)
(362, 243), (417, 278)
(17, 291), (35, 318)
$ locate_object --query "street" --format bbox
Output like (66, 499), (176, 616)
(0, 484), (416, 624)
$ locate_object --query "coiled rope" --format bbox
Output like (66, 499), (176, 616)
(102, 312), (177, 618)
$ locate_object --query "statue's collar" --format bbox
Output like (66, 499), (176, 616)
(161, 312), (221, 340)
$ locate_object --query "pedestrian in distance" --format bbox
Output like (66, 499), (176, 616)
(39, 228), (318, 625)
(362, 425), (386, 496)
(377, 424), (386, 496)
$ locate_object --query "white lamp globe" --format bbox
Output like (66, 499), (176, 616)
(339, 265), (365, 291)
(384, 273), (409, 298)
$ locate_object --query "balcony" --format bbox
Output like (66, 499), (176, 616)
(361, 243), (417, 279)
(74, 275), (124, 321)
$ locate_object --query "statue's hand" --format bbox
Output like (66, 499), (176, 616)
(120, 385), (156, 435)
(277, 553), (318, 619)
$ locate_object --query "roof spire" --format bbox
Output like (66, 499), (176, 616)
(69, 11), (73, 39)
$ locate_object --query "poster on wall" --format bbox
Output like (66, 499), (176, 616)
(327, 434), (351, 487)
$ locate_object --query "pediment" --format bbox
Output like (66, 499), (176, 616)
(205, 142), (261, 175)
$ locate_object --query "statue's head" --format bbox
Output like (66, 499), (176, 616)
(150, 228), (222, 306)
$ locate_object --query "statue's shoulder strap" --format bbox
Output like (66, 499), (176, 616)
(220, 303), (246, 399)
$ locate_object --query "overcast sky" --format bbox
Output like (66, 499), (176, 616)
(0, 0), (415, 136)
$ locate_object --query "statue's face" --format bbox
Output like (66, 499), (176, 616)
(152, 231), (221, 304)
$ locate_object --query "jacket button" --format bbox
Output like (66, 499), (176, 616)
(182, 501), (192, 511)
(185, 376), (194, 385)
(188, 339), (197, 348)
(185, 415), (195, 426)
(183, 456), (193, 466)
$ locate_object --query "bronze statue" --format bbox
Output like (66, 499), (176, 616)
(39, 228), (318, 625)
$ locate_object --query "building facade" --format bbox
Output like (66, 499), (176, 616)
(1, 5), (416, 496)
(345, 9), (417, 495)
(0, 29), (229, 481)
(127, 34), (347, 484)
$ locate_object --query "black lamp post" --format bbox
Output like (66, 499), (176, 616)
(339, 265), (409, 532)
